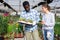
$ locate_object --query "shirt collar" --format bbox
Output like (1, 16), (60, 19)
(44, 12), (51, 15)
(24, 9), (32, 13)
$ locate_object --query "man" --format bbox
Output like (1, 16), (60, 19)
(20, 1), (41, 40)
(41, 3), (55, 40)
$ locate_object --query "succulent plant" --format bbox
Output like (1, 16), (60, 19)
(26, 19), (33, 23)
(19, 17), (26, 21)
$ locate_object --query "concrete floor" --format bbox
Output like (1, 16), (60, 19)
(14, 36), (26, 40)
(14, 38), (25, 40)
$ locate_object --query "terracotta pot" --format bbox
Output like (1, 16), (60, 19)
(4, 38), (9, 40)
(14, 33), (24, 38)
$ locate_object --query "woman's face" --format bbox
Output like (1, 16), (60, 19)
(42, 6), (47, 13)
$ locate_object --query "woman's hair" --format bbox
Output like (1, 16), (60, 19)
(42, 3), (51, 11)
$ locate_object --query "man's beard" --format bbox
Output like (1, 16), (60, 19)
(26, 10), (29, 12)
(24, 7), (30, 12)
(25, 9), (30, 12)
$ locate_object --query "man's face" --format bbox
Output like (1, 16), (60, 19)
(24, 5), (30, 12)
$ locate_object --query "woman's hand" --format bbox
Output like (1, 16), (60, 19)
(40, 21), (45, 25)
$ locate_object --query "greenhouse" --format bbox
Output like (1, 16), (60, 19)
(0, 0), (60, 40)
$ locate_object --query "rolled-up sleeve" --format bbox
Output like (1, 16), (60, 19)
(20, 12), (24, 18)
(34, 11), (40, 23)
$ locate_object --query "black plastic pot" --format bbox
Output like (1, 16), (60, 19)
(0, 37), (4, 40)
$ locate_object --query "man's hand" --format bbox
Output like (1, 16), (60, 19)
(40, 21), (45, 25)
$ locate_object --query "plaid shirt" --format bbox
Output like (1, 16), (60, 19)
(20, 9), (40, 32)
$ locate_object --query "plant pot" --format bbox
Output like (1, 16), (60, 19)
(4, 37), (9, 40)
(14, 33), (24, 38)
(0, 37), (4, 40)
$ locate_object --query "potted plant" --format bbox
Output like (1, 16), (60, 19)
(19, 17), (33, 25)
(14, 22), (24, 38)
(0, 15), (9, 40)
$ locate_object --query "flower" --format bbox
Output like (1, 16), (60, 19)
(3, 12), (9, 17)
(16, 23), (19, 27)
